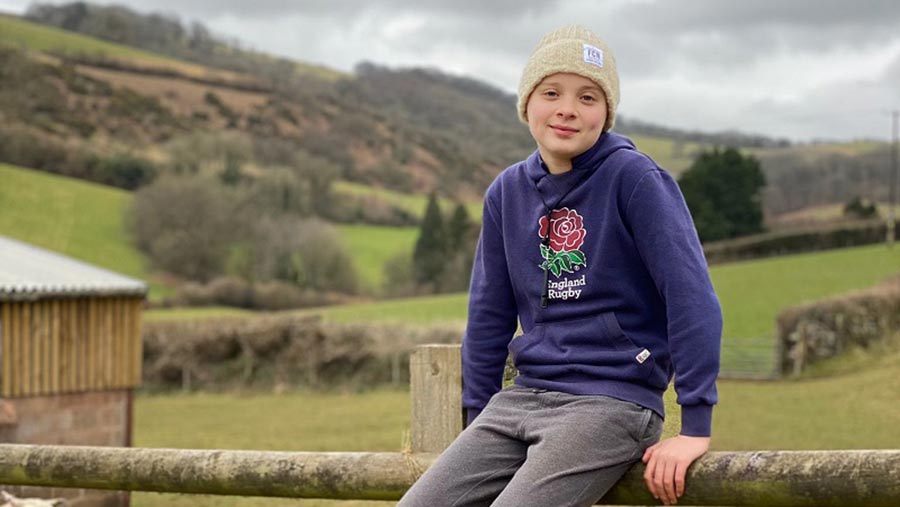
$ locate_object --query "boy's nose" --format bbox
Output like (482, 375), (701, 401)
(555, 99), (578, 118)
(556, 108), (577, 119)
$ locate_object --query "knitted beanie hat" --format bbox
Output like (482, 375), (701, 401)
(517, 24), (619, 132)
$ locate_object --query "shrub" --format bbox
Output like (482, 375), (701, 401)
(131, 174), (239, 281)
(141, 315), (464, 390)
(92, 152), (159, 189)
(844, 196), (879, 219)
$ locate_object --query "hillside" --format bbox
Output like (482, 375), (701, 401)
(5, 7), (892, 216)
(0, 10), (778, 198)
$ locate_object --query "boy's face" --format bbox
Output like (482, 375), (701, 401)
(525, 73), (607, 171)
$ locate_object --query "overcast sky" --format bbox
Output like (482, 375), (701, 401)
(3, 0), (899, 142)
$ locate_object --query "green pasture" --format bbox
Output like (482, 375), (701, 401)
(143, 306), (256, 322)
(334, 180), (482, 222)
(0, 14), (208, 74)
(131, 341), (900, 507)
(336, 224), (419, 292)
(0, 163), (172, 298)
(629, 134), (706, 176)
(296, 292), (469, 325)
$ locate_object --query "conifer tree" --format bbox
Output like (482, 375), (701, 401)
(413, 193), (446, 286)
(446, 203), (472, 253)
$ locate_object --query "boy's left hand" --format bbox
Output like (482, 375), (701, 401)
(641, 435), (710, 505)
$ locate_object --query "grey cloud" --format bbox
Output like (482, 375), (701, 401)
(618, 0), (900, 33)
(608, 0), (900, 76)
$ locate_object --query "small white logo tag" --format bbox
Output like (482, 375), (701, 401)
(635, 349), (651, 364)
(583, 44), (604, 68)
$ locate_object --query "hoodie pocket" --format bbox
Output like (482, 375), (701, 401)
(512, 312), (657, 385)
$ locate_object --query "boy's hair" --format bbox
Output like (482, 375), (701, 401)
(517, 24), (620, 132)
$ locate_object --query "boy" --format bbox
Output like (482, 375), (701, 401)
(399, 24), (721, 507)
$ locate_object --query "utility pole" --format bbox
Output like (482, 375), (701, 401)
(889, 110), (898, 248)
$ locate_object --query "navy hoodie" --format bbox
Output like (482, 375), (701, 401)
(461, 131), (722, 437)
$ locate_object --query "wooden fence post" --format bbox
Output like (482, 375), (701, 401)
(409, 344), (464, 454)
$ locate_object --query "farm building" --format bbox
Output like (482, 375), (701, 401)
(0, 235), (146, 507)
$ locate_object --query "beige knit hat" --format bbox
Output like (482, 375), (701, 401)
(517, 24), (619, 132)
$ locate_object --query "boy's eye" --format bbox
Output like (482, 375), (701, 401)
(543, 90), (559, 97)
(581, 95), (597, 102)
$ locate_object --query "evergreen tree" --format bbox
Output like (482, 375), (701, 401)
(446, 203), (472, 253)
(413, 193), (446, 286)
(442, 203), (476, 292)
(679, 147), (766, 242)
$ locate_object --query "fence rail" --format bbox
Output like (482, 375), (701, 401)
(1, 444), (899, 506)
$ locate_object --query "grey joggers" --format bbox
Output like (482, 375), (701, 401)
(398, 385), (663, 507)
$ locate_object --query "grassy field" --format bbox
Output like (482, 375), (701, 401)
(336, 224), (419, 293)
(131, 340), (900, 506)
(0, 163), (174, 299)
(295, 292), (469, 325)
(629, 134), (707, 175)
(0, 14), (215, 77)
(333, 180), (483, 223)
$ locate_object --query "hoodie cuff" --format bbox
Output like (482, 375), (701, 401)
(465, 408), (482, 427)
(680, 404), (713, 437)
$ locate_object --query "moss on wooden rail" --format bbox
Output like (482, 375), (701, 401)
(0, 445), (899, 506)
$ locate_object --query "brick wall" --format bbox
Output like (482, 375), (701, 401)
(0, 390), (131, 507)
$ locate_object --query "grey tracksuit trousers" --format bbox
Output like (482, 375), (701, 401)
(398, 385), (663, 507)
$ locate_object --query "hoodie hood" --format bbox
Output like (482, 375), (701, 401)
(524, 131), (637, 183)
(525, 131), (638, 206)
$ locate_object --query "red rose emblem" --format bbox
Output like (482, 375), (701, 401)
(538, 207), (586, 252)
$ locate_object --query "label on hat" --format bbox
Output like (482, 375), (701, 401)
(583, 44), (604, 68)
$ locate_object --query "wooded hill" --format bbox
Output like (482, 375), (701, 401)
(2, 3), (894, 219)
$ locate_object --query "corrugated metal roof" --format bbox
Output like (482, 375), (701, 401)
(0, 235), (147, 301)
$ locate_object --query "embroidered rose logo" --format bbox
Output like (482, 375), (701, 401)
(538, 207), (588, 277)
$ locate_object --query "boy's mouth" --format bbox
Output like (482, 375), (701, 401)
(550, 124), (579, 135)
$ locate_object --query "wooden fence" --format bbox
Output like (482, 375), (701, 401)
(0, 297), (143, 397)
(1, 344), (899, 506)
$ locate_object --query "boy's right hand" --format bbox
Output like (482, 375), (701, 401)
(641, 434), (710, 505)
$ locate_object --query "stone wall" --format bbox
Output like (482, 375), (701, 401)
(0, 390), (131, 507)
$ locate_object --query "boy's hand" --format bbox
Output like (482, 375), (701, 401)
(641, 435), (710, 505)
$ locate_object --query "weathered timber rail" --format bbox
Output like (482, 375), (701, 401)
(1, 444), (899, 506)
(2, 344), (899, 506)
